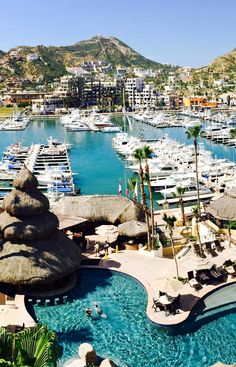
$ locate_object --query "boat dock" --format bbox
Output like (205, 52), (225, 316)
(0, 141), (75, 197)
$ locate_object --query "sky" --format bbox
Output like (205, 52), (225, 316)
(0, 0), (235, 67)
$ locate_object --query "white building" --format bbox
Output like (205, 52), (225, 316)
(26, 53), (39, 62)
(133, 68), (156, 78)
(125, 78), (144, 106)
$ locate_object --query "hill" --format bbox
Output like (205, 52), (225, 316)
(0, 36), (175, 84)
(208, 48), (236, 76)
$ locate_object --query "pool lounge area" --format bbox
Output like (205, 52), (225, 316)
(29, 266), (236, 367)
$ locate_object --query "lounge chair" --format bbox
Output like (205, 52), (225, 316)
(168, 294), (181, 315)
(187, 271), (202, 290)
(209, 268), (223, 282)
(215, 240), (224, 252)
(193, 243), (202, 257)
(205, 243), (218, 257)
(196, 271), (210, 284)
(152, 298), (164, 312)
(223, 259), (234, 268)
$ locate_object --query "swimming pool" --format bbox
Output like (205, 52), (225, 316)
(31, 269), (236, 367)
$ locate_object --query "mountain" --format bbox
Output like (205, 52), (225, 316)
(0, 36), (175, 84)
(52, 36), (165, 69)
(208, 48), (236, 75)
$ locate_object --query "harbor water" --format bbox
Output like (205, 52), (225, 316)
(0, 116), (236, 198)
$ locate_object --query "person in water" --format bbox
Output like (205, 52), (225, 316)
(94, 303), (102, 315)
(85, 307), (92, 317)
(94, 303), (107, 318)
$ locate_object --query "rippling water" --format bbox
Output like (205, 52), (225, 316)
(1, 116), (236, 198)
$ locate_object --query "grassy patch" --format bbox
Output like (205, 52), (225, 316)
(0, 107), (25, 117)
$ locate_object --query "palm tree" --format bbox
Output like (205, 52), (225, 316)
(225, 220), (236, 248)
(132, 148), (146, 207)
(0, 324), (60, 367)
(127, 176), (138, 201)
(230, 128), (236, 140)
(192, 205), (204, 256)
(173, 186), (186, 226)
(186, 125), (202, 217)
(132, 148), (151, 249)
(162, 213), (179, 278)
(142, 145), (155, 250)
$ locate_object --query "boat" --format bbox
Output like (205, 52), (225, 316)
(101, 126), (121, 133)
(160, 183), (212, 199)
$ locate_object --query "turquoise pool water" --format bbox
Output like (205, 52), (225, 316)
(31, 269), (236, 367)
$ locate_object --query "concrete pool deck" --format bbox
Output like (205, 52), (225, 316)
(81, 243), (236, 326)
(1, 243), (236, 328)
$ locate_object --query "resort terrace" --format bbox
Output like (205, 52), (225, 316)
(81, 241), (236, 327)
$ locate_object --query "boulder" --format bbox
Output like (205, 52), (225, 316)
(100, 358), (117, 367)
(78, 343), (97, 365)
(53, 195), (145, 224)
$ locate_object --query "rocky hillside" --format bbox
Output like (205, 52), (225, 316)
(208, 48), (236, 75)
(0, 36), (175, 84)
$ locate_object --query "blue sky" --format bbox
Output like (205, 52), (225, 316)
(0, 0), (235, 67)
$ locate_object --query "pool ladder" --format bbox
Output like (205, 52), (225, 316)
(28, 295), (69, 306)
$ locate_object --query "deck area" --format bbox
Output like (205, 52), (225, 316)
(81, 242), (236, 326)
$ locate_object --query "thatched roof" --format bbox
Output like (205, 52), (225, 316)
(0, 168), (81, 287)
(118, 220), (147, 237)
(2, 189), (49, 216)
(207, 189), (236, 220)
(53, 195), (145, 224)
(0, 230), (81, 285)
(0, 211), (59, 241)
(13, 167), (38, 190)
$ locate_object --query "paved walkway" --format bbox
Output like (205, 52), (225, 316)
(0, 295), (36, 328)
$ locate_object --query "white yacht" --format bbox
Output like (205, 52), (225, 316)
(101, 126), (121, 133)
(160, 183), (212, 199)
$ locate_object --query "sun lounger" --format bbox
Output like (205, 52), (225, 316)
(205, 243), (218, 257)
(215, 240), (224, 252)
(152, 298), (165, 312)
(177, 245), (191, 259)
(188, 271), (202, 290)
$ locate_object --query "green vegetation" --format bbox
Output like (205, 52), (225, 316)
(0, 107), (25, 117)
(0, 324), (60, 367)
(162, 214), (179, 278)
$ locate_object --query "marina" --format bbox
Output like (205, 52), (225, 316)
(0, 137), (75, 205)
(1, 114), (236, 207)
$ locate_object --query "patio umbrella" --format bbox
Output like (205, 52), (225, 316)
(95, 224), (118, 242)
(118, 220), (147, 238)
(151, 278), (183, 297)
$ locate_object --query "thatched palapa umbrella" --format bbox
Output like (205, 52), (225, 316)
(207, 189), (236, 221)
(118, 220), (147, 238)
(0, 167), (81, 289)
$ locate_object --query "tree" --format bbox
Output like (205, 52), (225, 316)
(192, 205), (204, 257)
(230, 128), (236, 140)
(127, 177), (138, 202)
(0, 324), (60, 367)
(142, 145), (155, 250)
(173, 186), (186, 226)
(225, 220), (236, 248)
(186, 125), (202, 217)
(132, 148), (151, 249)
(162, 213), (179, 278)
(132, 148), (146, 207)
